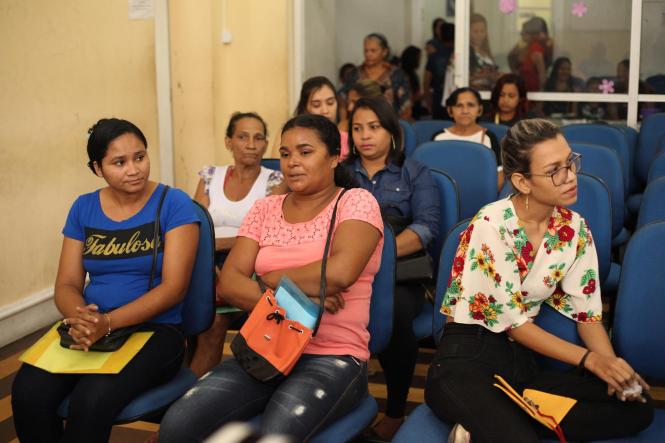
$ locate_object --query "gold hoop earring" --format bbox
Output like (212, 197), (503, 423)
(391, 137), (396, 151)
(525, 194), (529, 212)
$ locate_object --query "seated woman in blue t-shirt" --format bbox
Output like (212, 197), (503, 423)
(345, 96), (441, 440)
(11, 118), (200, 443)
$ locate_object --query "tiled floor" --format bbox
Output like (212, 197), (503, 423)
(0, 328), (662, 442)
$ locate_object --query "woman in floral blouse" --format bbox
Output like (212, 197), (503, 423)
(425, 119), (653, 443)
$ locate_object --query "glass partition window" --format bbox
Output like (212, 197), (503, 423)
(470, 0), (631, 97)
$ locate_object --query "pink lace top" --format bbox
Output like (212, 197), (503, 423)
(238, 188), (384, 361)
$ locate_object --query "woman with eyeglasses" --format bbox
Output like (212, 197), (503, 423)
(425, 119), (653, 443)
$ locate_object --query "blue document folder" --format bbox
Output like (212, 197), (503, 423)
(274, 276), (320, 329)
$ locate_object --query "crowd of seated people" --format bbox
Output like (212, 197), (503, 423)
(11, 16), (665, 443)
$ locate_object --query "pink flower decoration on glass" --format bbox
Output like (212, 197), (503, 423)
(598, 79), (615, 94)
(572, 1), (588, 18)
(499, 0), (517, 15)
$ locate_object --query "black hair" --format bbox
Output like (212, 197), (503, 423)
(432, 18), (445, 39)
(86, 118), (147, 175)
(225, 112), (268, 138)
(441, 22), (455, 45)
(618, 59), (629, 70)
(490, 74), (528, 118)
(345, 96), (405, 167)
(400, 46), (422, 93)
(294, 76), (339, 122)
(445, 86), (482, 108)
(281, 114), (357, 189)
(339, 63), (356, 83)
(544, 57), (573, 92)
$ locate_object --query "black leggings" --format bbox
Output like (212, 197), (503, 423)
(378, 282), (425, 418)
(12, 323), (185, 443)
(425, 323), (654, 443)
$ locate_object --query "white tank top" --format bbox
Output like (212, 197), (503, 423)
(207, 165), (273, 238)
(433, 128), (492, 150)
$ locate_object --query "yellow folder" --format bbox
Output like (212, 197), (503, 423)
(493, 374), (577, 431)
(19, 322), (153, 374)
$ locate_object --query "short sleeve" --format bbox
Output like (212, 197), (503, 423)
(337, 189), (383, 235)
(238, 198), (269, 242)
(62, 197), (85, 242)
(198, 165), (216, 194)
(441, 219), (530, 332)
(162, 188), (200, 233)
(547, 218), (603, 323)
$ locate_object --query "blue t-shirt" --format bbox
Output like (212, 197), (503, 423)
(62, 184), (199, 324)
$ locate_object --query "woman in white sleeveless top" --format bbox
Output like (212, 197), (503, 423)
(433, 87), (504, 189)
(190, 112), (286, 376)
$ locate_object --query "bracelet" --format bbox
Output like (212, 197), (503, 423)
(578, 349), (592, 372)
(104, 313), (111, 337)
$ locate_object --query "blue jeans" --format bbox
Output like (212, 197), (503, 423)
(159, 354), (368, 443)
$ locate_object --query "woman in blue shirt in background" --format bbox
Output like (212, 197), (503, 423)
(345, 97), (440, 440)
(12, 118), (199, 443)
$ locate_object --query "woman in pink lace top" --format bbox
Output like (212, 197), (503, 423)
(159, 114), (384, 443)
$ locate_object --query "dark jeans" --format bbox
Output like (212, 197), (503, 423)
(12, 324), (184, 443)
(378, 282), (425, 418)
(425, 323), (654, 443)
(159, 354), (368, 443)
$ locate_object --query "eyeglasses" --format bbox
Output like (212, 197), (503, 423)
(523, 152), (582, 186)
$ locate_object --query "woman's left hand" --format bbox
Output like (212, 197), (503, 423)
(64, 305), (107, 351)
(608, 372), (650, 403)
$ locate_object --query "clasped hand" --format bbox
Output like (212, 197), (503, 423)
(584, 352), (650, 403)
(62, 304), (107, 351)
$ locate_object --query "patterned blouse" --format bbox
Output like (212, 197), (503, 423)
(441, 197), (602, 332)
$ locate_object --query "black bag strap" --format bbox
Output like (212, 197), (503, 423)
(313, 188), (348, 336)
(149, 185), (170, 290)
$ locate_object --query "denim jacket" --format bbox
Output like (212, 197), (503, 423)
(351, 158), (440, 250)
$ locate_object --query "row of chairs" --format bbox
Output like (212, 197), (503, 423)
(393, 218), (665, 443)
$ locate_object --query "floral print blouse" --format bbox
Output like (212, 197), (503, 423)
(441, 197), (602, 332)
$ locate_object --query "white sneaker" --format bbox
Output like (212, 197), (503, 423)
(447, 423), (471, 443)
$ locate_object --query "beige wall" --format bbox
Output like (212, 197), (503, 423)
(0, 0), (292, 312)
(172, 0), (291, 195)
(0, 0), (160, 307)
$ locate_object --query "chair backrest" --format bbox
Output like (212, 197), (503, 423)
(479, 122), (509, 142)
(636, 176), (665, 229)
(636, 112), (665, 185)
(569, 142), (624, 239)
(368, 224), (396, 354)
(568, 173), (612, 285)
(433, 219), (471, 344)
(613, 221), (665, 379)
(400, 120), (417, 158)
(260, 158), (280, 171)
(413, 120), (453, 146)
(648, 151), (665, 183)
(533, 304), (583, 372)
(181, 201), (216, 336)
(614, 124), (639, 189)
(562, 124), (630, 196)
(414, 140), (498, 220)
(429, 169), (460, 268)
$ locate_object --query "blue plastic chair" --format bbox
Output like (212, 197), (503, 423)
(429, 169), (460, 266)
(636, 177), (665, 229)
(412, 214), (466, 341)
(413, 120), (453, 146)
(260, 158), (280, 171)
(400, 120), (417, 157)
(614, 125), (640, 194)
(413, 140), (498, 220)
(647, 151), (665, 183)
(480, 122), (509, 142)
(562, 124), (630, 197)
(595, 221), (665, 443)
(635, 113), (665, 186)
(569, 143), (625, 241)
(252, 225), (397, 443)
(58, 200), (216, 423)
